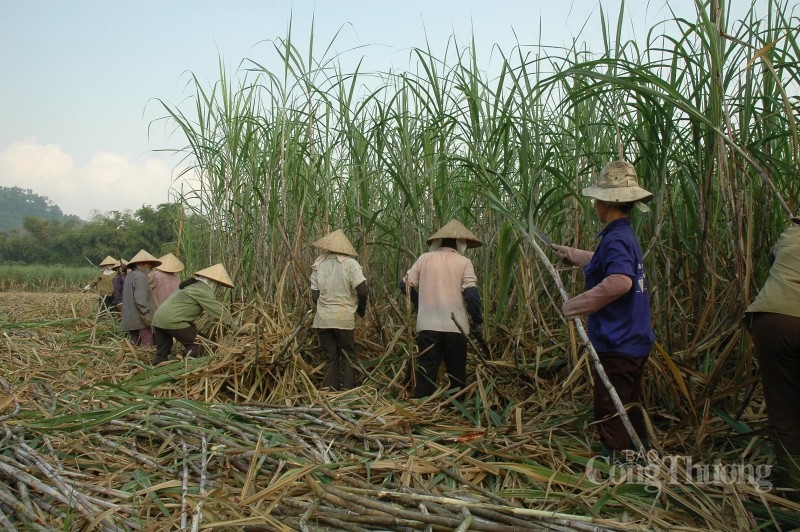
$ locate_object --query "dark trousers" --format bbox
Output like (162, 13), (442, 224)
(593, 352), (649, 451)
(100, 295), (114, 312)
(414, 330), (467, 398)
(748, 312), (800, 487)
(317, 328), (356, 390)
(153, 325), (201, 364)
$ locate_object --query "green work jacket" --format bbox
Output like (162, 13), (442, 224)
(152, 281), (232, 330)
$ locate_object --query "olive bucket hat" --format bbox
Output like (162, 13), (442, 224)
(312, 229), (358, 256)
(426, 219), (482, 248)
(194, 264), (235, 288)
(582, 160), (654, 211)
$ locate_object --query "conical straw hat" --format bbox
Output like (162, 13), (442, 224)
(128, 249), (162, 266)
(582, 160), (653, 206)
(312, 229), (358, 256)
(113, 259), (128, 270)
(156, 253), (185, 273)
(195, 264), (234, 288)
(99, 255), (117, 267)
(426, 219), (482, 248)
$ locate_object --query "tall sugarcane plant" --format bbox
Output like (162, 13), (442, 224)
(159, 0), (799, 428)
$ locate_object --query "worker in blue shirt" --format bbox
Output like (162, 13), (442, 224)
(554, 160), (655, 455)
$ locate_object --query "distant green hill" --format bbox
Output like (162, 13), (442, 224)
(0, 186), (83, 232)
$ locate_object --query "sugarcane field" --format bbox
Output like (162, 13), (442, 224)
(3, 1), (800, 531)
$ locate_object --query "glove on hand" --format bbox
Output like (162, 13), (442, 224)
(552, 245), (593, 267)
(472, 322), (484, 338)
(552, 245), (574, 265)
(357, 307), (366, 318)
(141, 314), (152, 327)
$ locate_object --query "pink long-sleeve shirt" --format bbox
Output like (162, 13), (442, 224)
(149, 269), (181, 309)
(406, 247), (478, 334)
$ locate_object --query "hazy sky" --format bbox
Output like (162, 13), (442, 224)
(0, 1), (766, 219)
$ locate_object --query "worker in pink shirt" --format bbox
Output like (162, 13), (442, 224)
(400, 219), (484, 398)
(149, 252), (185, 309)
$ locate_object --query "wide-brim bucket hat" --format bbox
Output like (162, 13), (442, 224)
(426, 219), (482, 248)
(195, 264), (234, 288)
(128, 249), (162, 267)
(312, 229), (358, 256)
(99, 255), (117, 267)
(156, 252), (185, 273)
(582, 160), (654, 206)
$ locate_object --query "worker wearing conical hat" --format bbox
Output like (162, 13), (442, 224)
(111, 259), (127, 312)
(310, 229), (368, 390)
(151, 263), (235, 365)
(149, 252), (185, 309)
(553, 160), (655, 455)
(399, 219), (484, 398)
(84, 255), (118, 314)
(120, 250), (162, 347)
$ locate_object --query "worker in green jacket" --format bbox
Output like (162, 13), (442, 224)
(151, 263), (234, 365)
(85, 255), (118, 313)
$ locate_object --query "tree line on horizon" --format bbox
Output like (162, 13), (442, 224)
(0, 186), (81, 232)
(0, 187), (188, 267)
